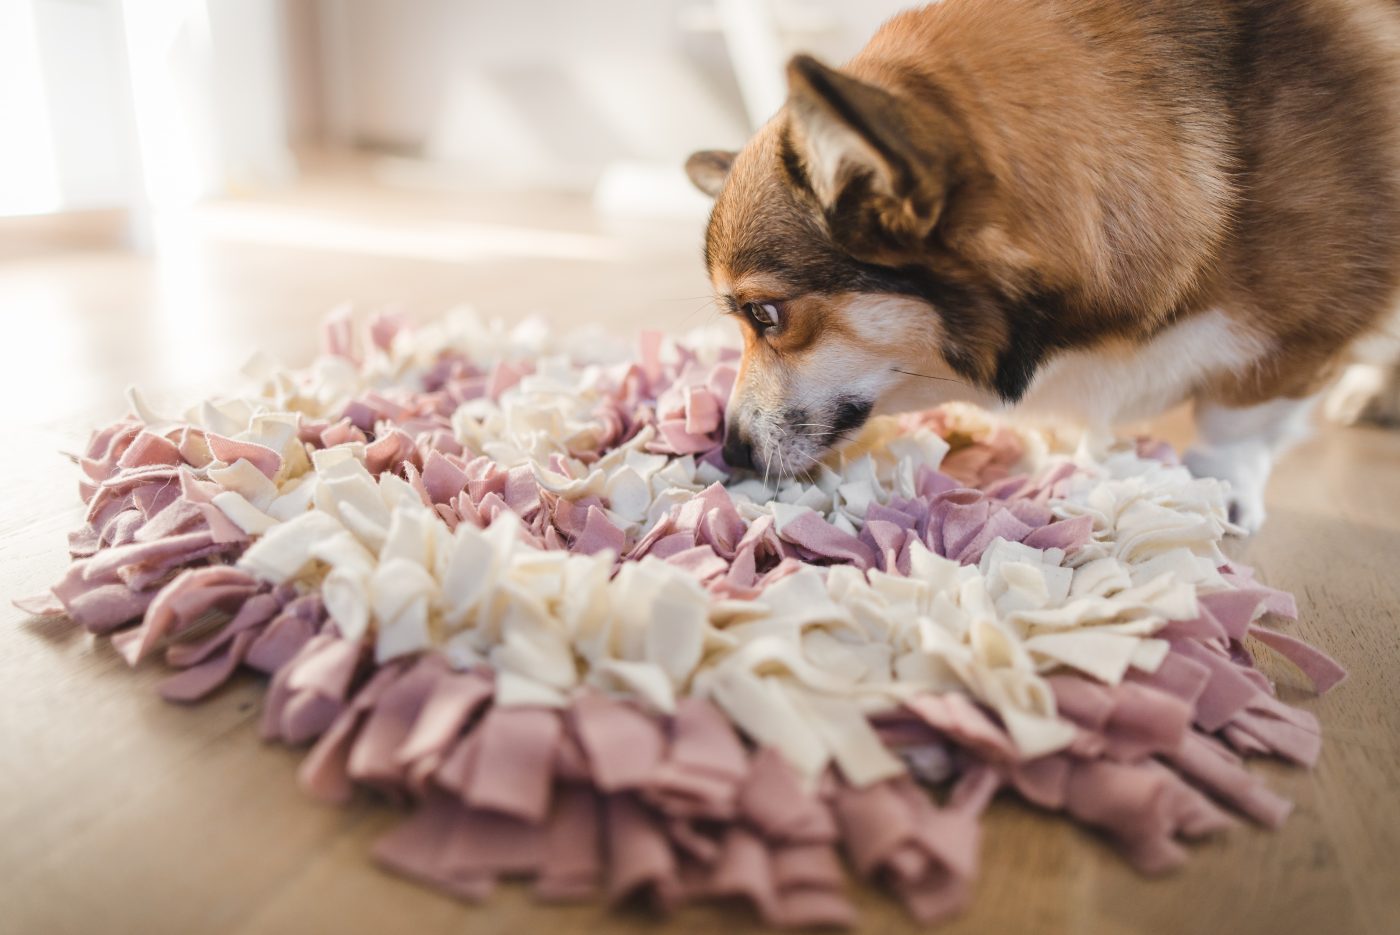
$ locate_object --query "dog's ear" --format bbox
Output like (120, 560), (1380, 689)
(685, 150), (737, 198)
(785, 54), (962, 265)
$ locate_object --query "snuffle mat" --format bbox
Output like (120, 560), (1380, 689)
(18, 309), (1347, 928)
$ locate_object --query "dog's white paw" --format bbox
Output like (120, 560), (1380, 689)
(1325, 362), (1400, 426)
(1188, 396), (1317, 536)
(1183, 445), (1268, 535)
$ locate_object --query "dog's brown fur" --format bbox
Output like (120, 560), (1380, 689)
(690, 0), (1400, 475)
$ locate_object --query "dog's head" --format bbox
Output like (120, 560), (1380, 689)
(688, 54), (1039, 477)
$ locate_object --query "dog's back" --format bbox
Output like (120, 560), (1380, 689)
(846, 0), (1400, 406)
(1211, 0), (1400, 403)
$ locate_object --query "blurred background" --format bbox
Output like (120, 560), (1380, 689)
(0, 0), (910, 418)
(2, 0), (912, 231)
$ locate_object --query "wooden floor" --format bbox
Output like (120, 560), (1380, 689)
(2, 177), (1397, 935)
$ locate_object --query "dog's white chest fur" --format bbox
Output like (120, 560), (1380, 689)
(1012, 309), (1270, 428)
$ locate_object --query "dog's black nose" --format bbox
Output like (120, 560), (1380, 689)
(721, 426), (755, 470)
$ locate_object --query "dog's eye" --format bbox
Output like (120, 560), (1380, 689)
(744, 302), (781, 332)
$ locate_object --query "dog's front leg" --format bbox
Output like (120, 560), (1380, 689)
(1183, 396), (1317, 534)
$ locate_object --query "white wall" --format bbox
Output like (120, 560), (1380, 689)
(0, 0), (131, 216)
(1, 0), (295, 221)
(0, 0), (919, 217)
(311, 0), (914, 191)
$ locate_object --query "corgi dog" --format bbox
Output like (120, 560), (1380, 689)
(686, 0), (1400, 531)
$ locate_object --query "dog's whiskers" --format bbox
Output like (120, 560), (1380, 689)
(680, 297), (719, 324)
(891, 367), (966, 385)
(792, 449), (821, 478)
